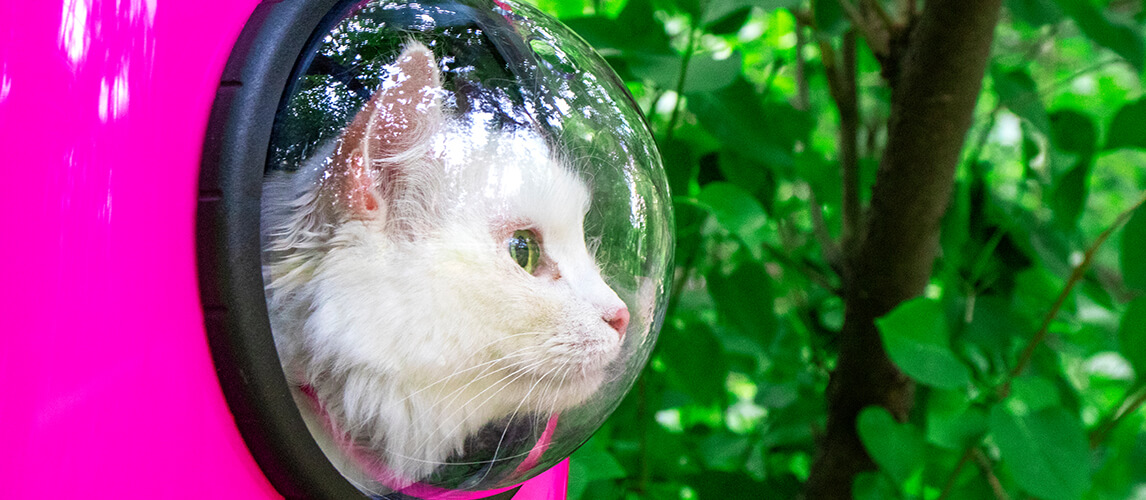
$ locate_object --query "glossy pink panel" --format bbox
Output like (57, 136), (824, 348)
(0, 0), (275, 497)
(0, 0), (568, 498)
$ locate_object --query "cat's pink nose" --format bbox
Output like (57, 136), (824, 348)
(606, 307), (630, 338)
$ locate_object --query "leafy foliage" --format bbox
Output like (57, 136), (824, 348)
(520, 0), (1146, 497)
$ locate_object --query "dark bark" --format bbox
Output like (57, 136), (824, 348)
(804, 1), (1003, 498)
(838, 31), (860, 248)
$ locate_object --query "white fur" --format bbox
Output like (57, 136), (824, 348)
(262, 43), (627, 493)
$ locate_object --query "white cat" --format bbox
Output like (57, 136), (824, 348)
(261, 42), (630, 493)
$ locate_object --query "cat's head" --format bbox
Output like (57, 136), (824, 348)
(265, 42), (630, 478)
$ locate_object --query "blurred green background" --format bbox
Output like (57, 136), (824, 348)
(515, 0), (1146, 498)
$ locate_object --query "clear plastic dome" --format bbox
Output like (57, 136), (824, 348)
(260, 0), (673, 495)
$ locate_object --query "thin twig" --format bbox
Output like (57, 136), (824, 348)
(973, 448), (1012, 500)
(937, 446), (976, 500)
(1040, 58), (1124, 96)
(763, 242), (841, 295)
(903, 0), (916, 19)
(808, 189), (843, 273)
(1090, 383), (1146, 448)
(818, 36), (839, 88)
(636, 375), (650, 493)
(863, 0), (897, 33)
(666, 27), (700, 142)
(963, 105), (1001, 172)
(1000, 192), (1146, 397)
(795, 17), (810, 111)
(838, 0), (887, 55)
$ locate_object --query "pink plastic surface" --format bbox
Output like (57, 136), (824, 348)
(0, 1), (568, 498)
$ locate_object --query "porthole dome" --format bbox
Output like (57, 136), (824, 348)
(198, 0), (673, 497)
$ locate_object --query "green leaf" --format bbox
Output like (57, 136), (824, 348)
(673, 0), (703, 19)
(697, 181), (768, 247)
(1050, 158), (1092, 230)
(699, 432), (752, 471)
(565, 0), (673, 56)
(1010, 375), (1061, 412)
(703, 0), (801, 26)
(1049, 109), (1097, 155)
(1014, 267), (1071, 325)
(1121, 204), (1146, 291)
(617, 0), (662, 34)
(876, 298), (972, 390)
(1058, 1), (1145, 72)
(857, 406), (925, 485)
(1107, 99), (1146, 151)
(532, 0), (588, 19)
(926, 390), (988, 450)
(1008, 0), (1064, 26)
(990, 405), (1090, 500)
(965, 295), (1027, 356)
(568, 436), (628, 500)
(660, 323), (727, 405)
(708, 260), (777, 339)
(689, 471), (770, 497)
(813, 0), (849, 36)
(1118, 297), (1146, 379)
(660, 138), (699, 197)
(852, 471), (900, 500)
(744, 441), (768, 481)
(941, 176), (972, 268)
(992, 66), (1050, 135)
(705, 7), (752, 35)
(717, 151), (774, 206)
(689, 79), (812, 168)
(629, 51), (742, 93)
(562, 15), (672, 56)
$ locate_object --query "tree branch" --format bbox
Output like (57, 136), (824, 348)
(1090, 384), (1146, 448)
(972, 448), (1011, 500)
(809, 189), (843, 274)
(805, 0), (1003, 497)
(795, 17), (811, 111)
(863, 0), (897, 35)
(937, 446), (976, 500)
(1000, 192), (1146, 397)
(838, 0), (886, 56)
(839, 31), (861, 253)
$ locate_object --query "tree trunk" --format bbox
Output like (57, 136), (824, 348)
(804, 1), (1003, 498)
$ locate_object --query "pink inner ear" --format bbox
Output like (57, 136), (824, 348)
(345, 149), (378, 213)
(327, 42), (442, 218)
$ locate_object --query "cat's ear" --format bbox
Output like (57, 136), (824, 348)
(330, 42), (443, 217)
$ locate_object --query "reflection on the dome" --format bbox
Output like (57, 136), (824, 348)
(261, 0), (673, 497)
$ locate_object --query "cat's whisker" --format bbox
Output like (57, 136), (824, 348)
(537, 362), (567, 418)
(430, 356), (548, 429)
(535, 362), (572, 435)
(547, 362), (574, 416)
(418, 346), (545, 415)
(404, 367), (543, 460)
(477, 363), (558, 482)
(393, 346), (541, 406)
(419, 357), (549, 452)
(413, 330), (551, 383)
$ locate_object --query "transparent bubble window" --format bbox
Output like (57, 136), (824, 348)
(259, 0), (673, 495)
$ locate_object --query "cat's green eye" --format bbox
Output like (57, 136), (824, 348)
(508, 230), (541, 274)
